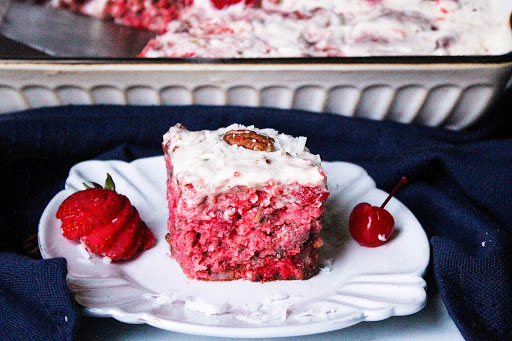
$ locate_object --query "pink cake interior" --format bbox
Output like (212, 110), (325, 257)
(165, 158), (327, 281)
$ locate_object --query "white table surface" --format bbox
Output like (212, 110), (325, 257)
(78, 288), (464, 340)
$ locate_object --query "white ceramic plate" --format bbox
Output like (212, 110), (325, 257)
(38, 156), (430, 338)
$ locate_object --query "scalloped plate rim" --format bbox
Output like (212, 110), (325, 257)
(38, 156), (430, 338)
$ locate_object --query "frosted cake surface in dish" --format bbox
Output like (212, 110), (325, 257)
(142, 0), (512, 57)
(46, 0), (512, 57)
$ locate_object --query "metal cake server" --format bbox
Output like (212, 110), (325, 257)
(0, 0), (155, 58)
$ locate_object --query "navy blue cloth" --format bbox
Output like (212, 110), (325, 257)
(0, 253), (78, 341)
(0, 88), (511, 340)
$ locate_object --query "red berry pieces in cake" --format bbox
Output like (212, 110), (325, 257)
(210, 0), (240, 9)
(56, 173), (155, 260)
(349, 177), (407, 247)
(210, 0), (260, 10)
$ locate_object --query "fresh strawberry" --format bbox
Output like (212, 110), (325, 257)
(79, 203), (133, 255)
(139, 221), (156, 251)
(56, 174), (155, 261)
(56, 188), (128, 240)
(101, 208), (142, 260)
(210, 0), (260, 10)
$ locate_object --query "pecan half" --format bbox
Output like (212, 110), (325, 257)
(223, 130), (275, 152)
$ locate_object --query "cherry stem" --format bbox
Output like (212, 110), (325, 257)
(380, 177), (408, 209)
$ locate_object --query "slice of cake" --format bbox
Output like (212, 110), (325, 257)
(162, 123), (329, 281)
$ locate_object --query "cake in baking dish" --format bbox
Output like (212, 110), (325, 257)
(162, 123), (329, 281)
(45, 0), (511, 57)
(140, 0), (511, 57)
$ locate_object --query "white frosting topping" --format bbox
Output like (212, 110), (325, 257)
(81, 0), (111, 18)
(162, 124), (326, 189)
(142, 0), (512, 57)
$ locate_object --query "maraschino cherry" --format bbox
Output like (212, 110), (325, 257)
(349, 177), (407, 247)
